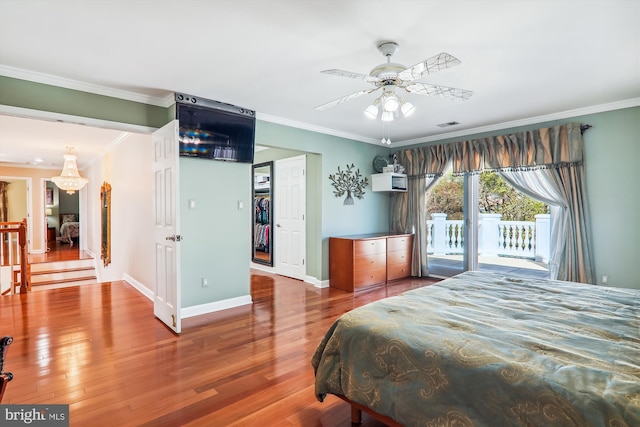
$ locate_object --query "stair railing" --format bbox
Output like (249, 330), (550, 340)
(0, 218), (29, 294)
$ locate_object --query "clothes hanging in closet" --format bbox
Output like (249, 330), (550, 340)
(254, 196), (270, 252)
(254, 224), (270, 252)
(254, 197), (270, 225)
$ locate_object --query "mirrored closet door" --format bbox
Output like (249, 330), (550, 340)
(252, 162), (273, 266)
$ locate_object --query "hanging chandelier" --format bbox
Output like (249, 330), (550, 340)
(51, 147), (88, 195)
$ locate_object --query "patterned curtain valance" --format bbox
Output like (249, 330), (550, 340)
(452, 122), (584, 174)
(396, 143), (450, 179)
(394, 123), (586, 175)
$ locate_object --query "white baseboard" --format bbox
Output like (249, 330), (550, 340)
(250, 262), (274, 273)
(181, 295), (253, 319)
(306, 275), (329, 288)
(121, 274), (253, 320)
(122, 273), (154, 301)
(250, 263), (326, 288)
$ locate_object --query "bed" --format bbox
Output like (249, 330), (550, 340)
(59, 213), (79, 245)
(312, 271), (640, 427)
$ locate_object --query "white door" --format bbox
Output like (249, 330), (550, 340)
(275, 155), (306, 280)
(152, 120), (181, 333)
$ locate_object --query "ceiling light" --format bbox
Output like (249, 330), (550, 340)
(364, 104), (378, 119)
(382, 95), (400, 112)
(362, 92), (415, 121)
(401, 101), (415, 117)
(51, 147), (88, 195)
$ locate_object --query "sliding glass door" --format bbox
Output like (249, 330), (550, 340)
(425, 163), (466, 277)
(426, 164), (550, 279)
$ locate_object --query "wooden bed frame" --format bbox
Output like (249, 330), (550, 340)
(338, 395), (403, 426)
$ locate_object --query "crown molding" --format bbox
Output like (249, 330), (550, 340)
(0, 65), (173, 107)
(393, 98), (640, 147)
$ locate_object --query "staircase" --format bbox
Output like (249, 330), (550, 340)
(30, 258), (97, 291)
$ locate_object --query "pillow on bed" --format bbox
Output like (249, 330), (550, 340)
(61, 214), (78, 224)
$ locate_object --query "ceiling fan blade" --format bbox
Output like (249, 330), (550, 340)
(321, 69), (381, 84)
(314, 87), (381, 111)
(397, 53), (462, 82)
(405, 83), (473, 101)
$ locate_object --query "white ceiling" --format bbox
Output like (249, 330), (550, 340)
(0, 0), (639, 169)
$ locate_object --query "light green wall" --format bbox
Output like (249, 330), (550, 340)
(399, 106), (640, 289)
(179, 158), (252, 306)
(59, 190), (79, 216)
(580, 108), (639, 289)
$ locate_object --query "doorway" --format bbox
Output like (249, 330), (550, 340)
(250, 148), (309, 282)
(43, 179), (82, 253)
(0, 177), (32, 252)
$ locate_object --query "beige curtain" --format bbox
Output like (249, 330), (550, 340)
(390, 145), (449, 277)
(391, 123), (594, 283)
(498, 167), (595, 283)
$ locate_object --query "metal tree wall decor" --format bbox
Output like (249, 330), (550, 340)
(329, 163), (369, 205)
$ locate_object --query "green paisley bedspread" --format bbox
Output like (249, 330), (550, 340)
(311, 271), (640, 427)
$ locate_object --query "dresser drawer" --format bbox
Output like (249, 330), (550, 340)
(387, 249), (411, 266)
(354, 252), (386, 271)
(355, 238), (386, 256)
(354, 267), (387, 287)
(387, 235), (412, 252)
(387, 263), (411, 281)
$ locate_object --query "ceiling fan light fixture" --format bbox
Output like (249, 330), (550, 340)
(317, 41), (471, 124)
(382, 95), (400, 112)
(364, 104), (379, 119)
(401, 101), (415, 117)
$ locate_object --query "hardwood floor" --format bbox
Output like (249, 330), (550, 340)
(28, 240), (91, 264)
(1, 272), (438, 426)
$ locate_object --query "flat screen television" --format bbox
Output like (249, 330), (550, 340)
(176, 93), (256, 164)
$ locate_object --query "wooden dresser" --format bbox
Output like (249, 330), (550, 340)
(329, 233), (413, 292)
(47, 226), (56, 243)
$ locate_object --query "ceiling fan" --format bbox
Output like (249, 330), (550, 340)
(315, 42), (473, 120)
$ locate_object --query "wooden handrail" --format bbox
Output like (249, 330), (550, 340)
(0, 218), (29, 293)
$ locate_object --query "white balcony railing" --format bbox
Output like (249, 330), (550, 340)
(427, 213), (551, 262)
